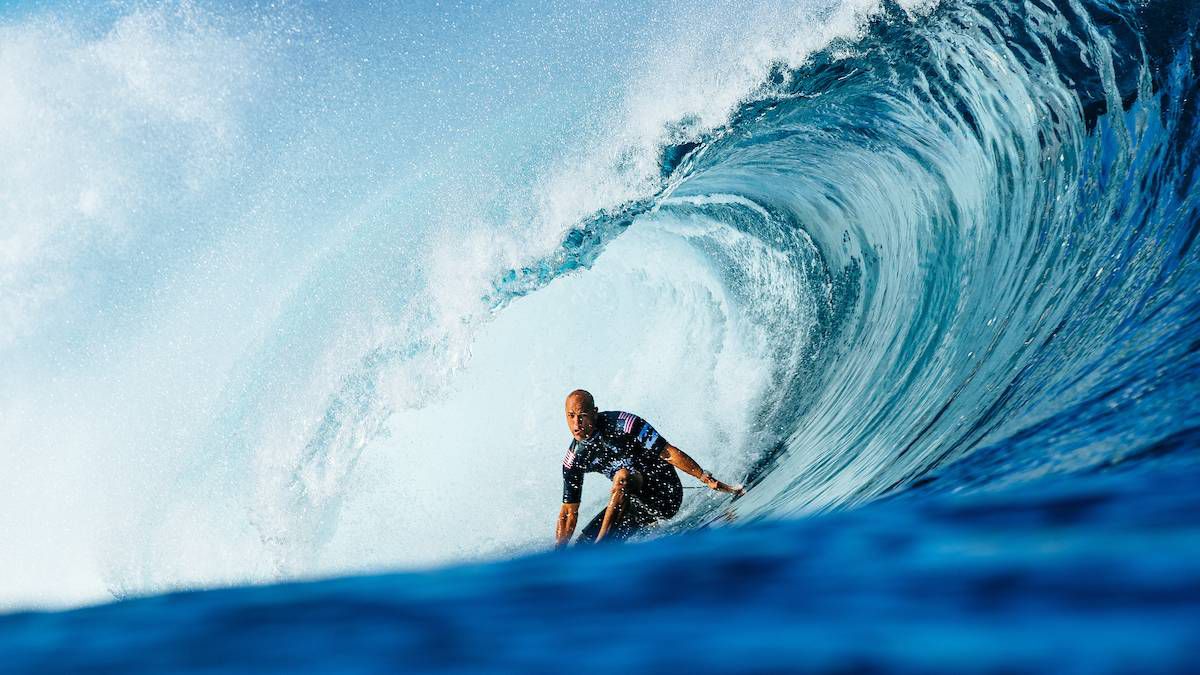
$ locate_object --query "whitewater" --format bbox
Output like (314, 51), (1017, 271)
(2, 0), (1198, 670)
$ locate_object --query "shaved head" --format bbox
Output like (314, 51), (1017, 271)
(565, 389), (598, 441)
(566, 389), (595, 410)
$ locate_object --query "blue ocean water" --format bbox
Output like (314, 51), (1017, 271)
(4, 454), (1199, 672)
(1, 0), (1198, 671)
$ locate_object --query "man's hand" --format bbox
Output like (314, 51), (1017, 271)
(663, 445), (746, 497)
(703, 473), (746, 496)
(556, 502), (579, 548)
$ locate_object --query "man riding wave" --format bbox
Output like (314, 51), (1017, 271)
(556, 389), (744, 546)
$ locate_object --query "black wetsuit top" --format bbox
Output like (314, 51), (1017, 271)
(562, 411), (683, 539)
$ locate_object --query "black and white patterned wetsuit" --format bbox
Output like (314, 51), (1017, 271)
(562, 410), (683, 542)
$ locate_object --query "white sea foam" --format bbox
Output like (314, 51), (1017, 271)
(0, 0), (913, 610)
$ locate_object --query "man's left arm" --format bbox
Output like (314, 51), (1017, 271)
(660, 443), (745, 495)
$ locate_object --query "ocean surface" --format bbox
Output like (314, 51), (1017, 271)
(1, 0), (1198, 671)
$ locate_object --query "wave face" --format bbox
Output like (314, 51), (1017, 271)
(2, 0), (1199, 663)
(663, 0), (1200, 515)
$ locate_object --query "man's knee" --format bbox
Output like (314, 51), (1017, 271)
(612, 468), (643, 491)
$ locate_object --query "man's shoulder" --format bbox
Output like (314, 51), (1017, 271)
(599, 410), (647, 436)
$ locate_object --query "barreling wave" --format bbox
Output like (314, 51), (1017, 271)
(227, 0), (1200, 563)
(484, 0), (1200, 524)
(3, 0), (1199, 611)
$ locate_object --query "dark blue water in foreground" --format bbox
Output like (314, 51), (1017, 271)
(3, 453), (1198, 673)
(4, 0), (1200, 670)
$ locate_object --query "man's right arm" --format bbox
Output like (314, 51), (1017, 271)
(556, 502), (579, 548)
(558, 459), (584, 547)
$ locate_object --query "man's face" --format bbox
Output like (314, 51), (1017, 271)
(565, 395), (598, 442)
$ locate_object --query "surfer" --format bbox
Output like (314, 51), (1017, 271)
(555, 389), (744, 547)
